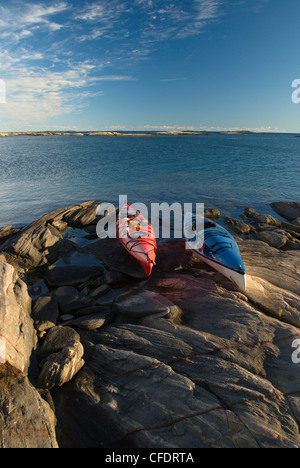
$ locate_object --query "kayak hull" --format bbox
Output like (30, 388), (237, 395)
(117, 204), (157, 276)
(184, 213), (246, 290)
(192, 249), (247, 290)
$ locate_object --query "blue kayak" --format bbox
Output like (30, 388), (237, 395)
(184, 213), (247, 290)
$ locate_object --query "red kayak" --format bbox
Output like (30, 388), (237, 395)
(116, 204), (157, 276)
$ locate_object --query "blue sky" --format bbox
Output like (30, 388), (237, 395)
(0, 0), (299, 132)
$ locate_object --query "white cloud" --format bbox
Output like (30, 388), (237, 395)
(142, 125), (197, 131)
(0, 43), (138, 129)
(195, 0), (222, 21)
(133, 0), (223, 42)
(0, 2), (69, 39)
(0, 29), (33, 43)
(20, 51), (44, 60)
(75, 0), (128, 24)
(74, 0), (132, 44)
(0, 0), (226, 130)
(75, 0), (224, 50)
(95, 75), (137, 81)
(176, 0), (223, 38)
(0, 54), (104, 129)
(75, 3), (108, 21)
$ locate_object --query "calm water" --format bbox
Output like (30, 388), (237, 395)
(0, 133), (299, 227)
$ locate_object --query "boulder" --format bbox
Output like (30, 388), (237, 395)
(38, 326), (81, 359)
(0, 366), (58, 448)
(255, 214), (281, 226)
(0, 201), (98, 271)
(51, 219), (68, 233)
(0, 262), (36, 373)
(61, 310), (113, 330)
(37, 326), (84, 390)
(204, 208), (220, 220)
(90, 284), (110, 298)
(52, 286), (95, 313)
(0, 262), (58, 448)
(244, 207), (256, 218)
(281, 222), (300, 236)
(224, 217), (251, 235)
(44, 265), (102, 288)
(62, 202), (99, 228)
(244, 208), (281, 227)
(37, 341), (84, 390)
(0, 225), (21, 245)
(255, 230), (288, 249)
(0, 222), (61, 271)
(271, 202), (300, 222)
(32, 296), (60, 332)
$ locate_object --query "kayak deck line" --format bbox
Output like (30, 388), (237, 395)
(117, 204), (157, 276)
(184, 212), (247, 290)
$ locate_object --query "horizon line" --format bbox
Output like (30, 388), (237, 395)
(0, 129), (298, 135)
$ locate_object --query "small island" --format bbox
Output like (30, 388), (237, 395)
(0, 130), (257, 138)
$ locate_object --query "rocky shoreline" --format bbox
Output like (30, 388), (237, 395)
(0, 130), (257, 137)
(1, 131), (299, 139)
(0, 200), (300, 448)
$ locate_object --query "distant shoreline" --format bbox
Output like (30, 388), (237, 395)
(0, 130), (282, 137)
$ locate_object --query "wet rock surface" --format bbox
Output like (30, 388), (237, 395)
(0, 200), (300, 448)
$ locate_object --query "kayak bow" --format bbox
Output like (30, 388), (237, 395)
(184, 212), (246, 290)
